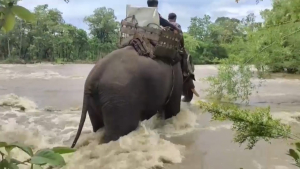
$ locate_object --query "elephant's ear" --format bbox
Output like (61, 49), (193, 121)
(185, 74), (195, 81)
(190, 74), (195, 81)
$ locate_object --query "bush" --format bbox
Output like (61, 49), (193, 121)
(0, 142), (75, 169)
(198, 100), (300, 167)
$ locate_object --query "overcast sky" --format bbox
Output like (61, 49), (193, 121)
(19, 0), (272, 32)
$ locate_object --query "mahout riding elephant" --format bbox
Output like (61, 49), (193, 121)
(70, 45), (196, 148)
(70, 8), (199, 148)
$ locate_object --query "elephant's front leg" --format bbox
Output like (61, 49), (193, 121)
(164, 85), (182, 119)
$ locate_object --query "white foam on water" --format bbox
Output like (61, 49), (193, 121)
(274, 166), (290, 169)
(194, 65), (218, 70)
(0, 67), (84, 80)
(252, 160), (263, 169)
(66, 124), (185, 169)
(0, 67), (12, 75)
(205, 124), (232, 131)
(1, 94), (300, 169)
(253, 79), (300, 84)
(0, 94), (204, 169)
(22, 70), (67, 79)
(0, 94), (38, 112)
(25, 63), (58, 67)
(272, 112), (300, 124)
(0, 64), (15, 68)
(8, 70), (71, 79)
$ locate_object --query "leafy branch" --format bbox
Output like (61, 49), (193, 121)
(198, 101), (291, 149)
(198, 100), (300, 167)
(0, 142), (76, 169)
(0, 0), (69, 32)
(288, 142), (300, 168)
(0, 0), (35, 32)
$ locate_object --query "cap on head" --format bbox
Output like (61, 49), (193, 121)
(147, 0), (158, 7)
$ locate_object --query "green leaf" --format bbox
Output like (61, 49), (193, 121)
(0, 159), (17, 168)
(0, 150), (4, 156)
(32, 165), (43, 169)
(0, 142), (7, 148)
(9, 143), (33, 157)
(30, 149), (66, 167)
(11, 5), (35, 22)
(295, 142), (300, 152)
(5, 145), (15, 153)
(7, 163), (18, 169)
(0, 159), (9, 168)
(288, 149), (300, 162)
(2, 11), (15, 32)
(52, 147), (76, 154)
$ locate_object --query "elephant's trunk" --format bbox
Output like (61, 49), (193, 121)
(71, 94), (89, 148)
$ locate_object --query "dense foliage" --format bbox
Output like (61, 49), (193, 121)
(0, 0), (288, 67)
(0, 4), (119, 63)
(205, 0), (300, 104)
(198, 101), (291, 149)
(1, 0), (298, 71)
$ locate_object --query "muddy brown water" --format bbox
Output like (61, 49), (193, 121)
(0, 64), (300, 169)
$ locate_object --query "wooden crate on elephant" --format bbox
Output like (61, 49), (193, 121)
(119, 15), (183, 65)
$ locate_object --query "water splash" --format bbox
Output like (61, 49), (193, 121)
(0, 94), (202, 169)
(0, 94), (38, 112)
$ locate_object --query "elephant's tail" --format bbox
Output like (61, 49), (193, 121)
(71, 94), (89, 148)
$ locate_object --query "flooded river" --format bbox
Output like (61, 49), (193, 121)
(0, 64), (300, 169)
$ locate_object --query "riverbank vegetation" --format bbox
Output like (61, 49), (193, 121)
(0, 0), (297, 75)
(2, 0), (300, 168)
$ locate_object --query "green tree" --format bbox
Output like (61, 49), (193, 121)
(0, 4), (120, 63)
(84, 7), (119, 58)
(187, 15), (233, 64)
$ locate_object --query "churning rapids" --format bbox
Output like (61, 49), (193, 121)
(1, 64), (300, 169)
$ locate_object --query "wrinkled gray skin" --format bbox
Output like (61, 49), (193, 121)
(71, 46), (193, 148)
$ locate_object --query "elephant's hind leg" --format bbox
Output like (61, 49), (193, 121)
(88, 97), (104, 132)
(101, 102), (140, 143)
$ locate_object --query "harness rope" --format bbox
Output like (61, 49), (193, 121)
(164, 66), (175, 105)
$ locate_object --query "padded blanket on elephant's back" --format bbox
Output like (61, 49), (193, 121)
(118, 9), (183, 65)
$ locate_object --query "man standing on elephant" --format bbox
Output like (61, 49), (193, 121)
(168, 12), (197, 101)
(147, 0), (189, 75)
(147, 0), (181, 33)
(147, 0), (198, 101)
(168, 13), (182, 31)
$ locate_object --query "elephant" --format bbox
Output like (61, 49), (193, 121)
(71, 45), (197, 148)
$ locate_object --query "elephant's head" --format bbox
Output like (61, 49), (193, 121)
(181, 52), (199, 102)
(182, 75), (199, 102)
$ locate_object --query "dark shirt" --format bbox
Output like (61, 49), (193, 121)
(170, 22), (182, 30)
